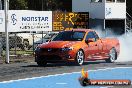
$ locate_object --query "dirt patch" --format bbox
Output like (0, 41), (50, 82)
(0, 55), (34, 64)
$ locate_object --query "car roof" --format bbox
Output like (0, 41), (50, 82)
(66, 29), (94, 32)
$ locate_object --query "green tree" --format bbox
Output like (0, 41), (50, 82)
(27, 0), (71, 11)
(9, 0), (28, 10)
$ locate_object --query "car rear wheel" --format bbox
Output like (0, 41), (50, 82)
(76, 50), (84, 65)
(105, 48), (117, 63)
(37, 61), (47, 66)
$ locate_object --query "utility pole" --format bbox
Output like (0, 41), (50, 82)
(4, 0), (9, 63)
(42, 0), (43, 11)
(0, 0), (2, 10)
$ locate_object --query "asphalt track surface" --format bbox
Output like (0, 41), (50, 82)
(0, 61), (132, 88)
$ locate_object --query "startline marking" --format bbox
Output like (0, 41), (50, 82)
(56, 83), (67, 85)
(100, 86), (113, 88)
(0, 67), (132, 84)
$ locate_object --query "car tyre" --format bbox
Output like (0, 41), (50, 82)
(76, 50), (84, 66)
(105, 48), (117, 63)
(37, 61), (47, 66)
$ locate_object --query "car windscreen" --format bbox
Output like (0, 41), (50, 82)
(52, 31), (85, 41)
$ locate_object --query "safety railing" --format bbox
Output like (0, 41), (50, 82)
(126, 12), (132, 33)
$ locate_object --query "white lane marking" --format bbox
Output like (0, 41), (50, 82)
(100, 86), (113, 88)
(0, 67), (132, 83)
(96, 67), (107, 69)
(56, 83), (67, 85)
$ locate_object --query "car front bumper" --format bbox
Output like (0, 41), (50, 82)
(35, 50), (76, 63)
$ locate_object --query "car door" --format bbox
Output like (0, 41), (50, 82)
(85, 31), (99, 60)
(92, 31), (104, 59)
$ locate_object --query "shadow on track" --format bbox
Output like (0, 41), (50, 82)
(22, 61), (107, 68)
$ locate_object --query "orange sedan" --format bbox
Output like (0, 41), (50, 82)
(35, 29), (120, 66)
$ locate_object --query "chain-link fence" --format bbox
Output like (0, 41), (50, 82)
(0, 31), (58, 64)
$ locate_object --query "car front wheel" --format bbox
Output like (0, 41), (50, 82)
(76, 50), (84, 65)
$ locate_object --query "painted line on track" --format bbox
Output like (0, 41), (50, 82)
(56, 83), (67, 85)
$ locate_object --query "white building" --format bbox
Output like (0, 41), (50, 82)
(72, 0), (126, 35)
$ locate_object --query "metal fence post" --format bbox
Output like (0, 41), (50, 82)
(42, 31), (44, 43)
(14, 33), (17, 56)
(4, 0), (9, 63)
(32, 33), (35, 55)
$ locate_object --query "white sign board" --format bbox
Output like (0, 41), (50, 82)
(0, 10), (5, 32)
(105, 3), (126, 19)
(0, 10), (52, 32)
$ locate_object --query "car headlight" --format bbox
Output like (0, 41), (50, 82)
(61, 47), (74, 51)
(35, 47), (41, 52)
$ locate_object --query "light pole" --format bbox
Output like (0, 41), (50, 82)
(4, 0), (9, 63)
(0, 0), (2, 10)
(42, 0), (43, 11)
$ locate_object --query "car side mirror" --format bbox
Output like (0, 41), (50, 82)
(46, 40), (51, 42)
(85, 38), (94, 43)
(46, 40), (49, 42)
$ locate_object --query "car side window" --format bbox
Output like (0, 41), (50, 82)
(86, 32), (95, 41)
(86, 31), (99, 42)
